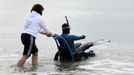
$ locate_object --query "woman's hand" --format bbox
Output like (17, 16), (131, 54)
(46, 32), (55, 37)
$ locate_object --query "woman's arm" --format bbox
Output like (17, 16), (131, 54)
(39, 31), (55, 37)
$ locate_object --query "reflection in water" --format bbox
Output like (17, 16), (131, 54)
(54, 58), (91, 72)
(55, 61), (79, 71)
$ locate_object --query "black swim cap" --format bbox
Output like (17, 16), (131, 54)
(62, 23), (70, 29)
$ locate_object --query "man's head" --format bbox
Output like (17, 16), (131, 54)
(62, 23), (70, 34)
(31, 4), (44, 15)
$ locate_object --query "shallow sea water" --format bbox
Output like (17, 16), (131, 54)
(0, 0), (134, 75)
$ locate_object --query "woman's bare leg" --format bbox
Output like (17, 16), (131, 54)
(17, 55), (28, 67)
(32, 52), (38, 66)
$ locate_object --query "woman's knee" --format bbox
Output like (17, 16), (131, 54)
(22, 55), (29, 59)
(33, 52), (38, 56)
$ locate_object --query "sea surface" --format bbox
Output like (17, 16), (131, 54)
(0, 0), (134, 75)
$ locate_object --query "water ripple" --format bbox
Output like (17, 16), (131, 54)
(78, 59), (134, 75)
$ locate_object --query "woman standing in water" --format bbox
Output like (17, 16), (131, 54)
(17, 4), (54, 67)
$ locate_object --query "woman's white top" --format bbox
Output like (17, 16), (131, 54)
(22, 11), (50, 38)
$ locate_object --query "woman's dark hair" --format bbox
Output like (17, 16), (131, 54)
(31, 4), (44, 15)
(62, 23), (70, 34)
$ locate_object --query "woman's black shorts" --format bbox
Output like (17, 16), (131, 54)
(21, 33), (38, 56)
